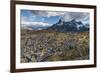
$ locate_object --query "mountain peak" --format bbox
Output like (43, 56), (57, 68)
(56, 18), (63, 26)
(47, 18), (89, 32)
(71, 19), (76, 22)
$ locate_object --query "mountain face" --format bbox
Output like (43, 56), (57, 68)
(21, 18), (89, 32)
(47, 19), (89, 32)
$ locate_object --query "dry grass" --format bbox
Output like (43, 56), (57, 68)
(21, 29), (89, 63)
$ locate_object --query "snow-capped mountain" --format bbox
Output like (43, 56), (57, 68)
(21, 18), (89, 32)
(47, 19), (89, 32)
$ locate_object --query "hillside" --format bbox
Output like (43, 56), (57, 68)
(21, 30), (89, 63)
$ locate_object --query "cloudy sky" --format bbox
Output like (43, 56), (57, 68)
(21, 9), (89, 29)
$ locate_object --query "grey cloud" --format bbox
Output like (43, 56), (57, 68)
(62, 12), (89, 22)
(30, 10), (89, 22)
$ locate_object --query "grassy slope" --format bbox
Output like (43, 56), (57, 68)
(21, 30), (89, 63)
